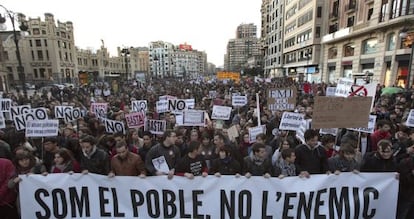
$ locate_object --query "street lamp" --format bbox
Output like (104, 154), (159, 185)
(121, 48), (130, 82)
(0, 5), (28, 97)
(399, 27), (414, 89)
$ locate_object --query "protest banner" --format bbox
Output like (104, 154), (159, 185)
(145, 119), (166, 135)
(232, 95), (247, 107)
(279, 112), (304, 131)
(125, 112), (146, 128)
(335, 78), (353, 97)
(267, 87), (297, 111)
(19, 172), (398, 219)
(313, 96), (371, 129)
(211, 105), (232, 120)
(406, 109), (414, 127)
(25, 120), (59, 137)
(349, 115), (377, 134)
(131, 100), (148, 113)
(104, 119), (125, 134)
(182, 110), (205, 126)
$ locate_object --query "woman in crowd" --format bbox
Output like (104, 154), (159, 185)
(50, 148), (81, 173)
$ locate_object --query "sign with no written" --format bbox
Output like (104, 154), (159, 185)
(313, 96), (372, 129)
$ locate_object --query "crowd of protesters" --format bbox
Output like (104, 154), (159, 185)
(0, 76), (413, 219)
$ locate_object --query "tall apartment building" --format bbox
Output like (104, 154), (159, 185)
(321, 0), (414, 86)
(282, 0), (324, 82)
(149, 41), (207, 79)
(261, 0), (285, 77)
(1, 13), (77, 85)
(224, 23), (261, 73)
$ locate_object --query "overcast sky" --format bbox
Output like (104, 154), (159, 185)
(1, 0), (261, 67)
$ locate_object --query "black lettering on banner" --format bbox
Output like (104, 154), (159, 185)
(179, 190), (191, 218)
(35, 189), (51, 219)
(169, 99), (186, 111)
(98, 187), (111, 217)
(176, 100), (186, 110)
(238, 190), (252, 219)
(69, 187), (90, 217)
(261, 191), (272, 219)
(52, 189), (68, 219)
(298, 191), (314, 218)
(192, 190), (204, 219)
(353, 187), (360, 218)
(314, 188), (327, 219)
(14, 115), (26, 130)
(147, 189), (161, 218)
(140, 102), (147, 111)
(363, 187), (378, 219)
(328, 187), (350, 219)
(162, 189), (177, 218)
(64, 109), (73, 122)
(282, 192), (296, 219)
(111, 188), (125, 217)
(72, 108), (81, 119)
(130, 190), (144, 217)
(220, 190), (235, 219)
(33, 108), (47, 120)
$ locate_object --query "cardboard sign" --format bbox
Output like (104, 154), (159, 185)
(279, 112), (304, 131)
(267, 87), (297, 111)
(313, 96), (372, 129)
(211, 105), (232, 120)
(232, 95), (248, 107)
(25, 120), (59, 137)
(125, 112), (146, 128)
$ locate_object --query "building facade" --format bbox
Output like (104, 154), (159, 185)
(224, 23), (262, 73)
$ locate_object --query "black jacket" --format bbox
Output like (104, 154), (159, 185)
(295, 144), (328, 174)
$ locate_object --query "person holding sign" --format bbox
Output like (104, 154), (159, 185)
(108, 140), (146, 177)
(175, 141), (208, 179)
(145, 130), (181, 178)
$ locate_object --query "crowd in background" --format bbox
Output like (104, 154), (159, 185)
(0, 77), (413, 219)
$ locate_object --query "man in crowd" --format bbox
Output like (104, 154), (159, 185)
(79, 135), (110, 175)
(109, 140), (146, 177)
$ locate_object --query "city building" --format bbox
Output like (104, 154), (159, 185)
(224, 23), (262, 73)
(321, 0), (414, 87)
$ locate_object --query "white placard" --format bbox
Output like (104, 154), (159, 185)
(279, 112), (305, 131)
(211, 105), (232, 120)
(182, 110), (205, 126)
(152, 156), (170, 173)
(131, 100), (147, 112)
(248, 125), (265, 143)
(156, 100), (169, 113)
(319, 128), (338, 136)
(335, 78), (353, 97)
(0, 98), (12, 112)
(326, 87), (336, 96)
(349, 115), (377, 133)
(25, 120), (59, 137)
(104, 119), (125, 134)
(406, 109), (414, 127)
(232, 95), (248, 107)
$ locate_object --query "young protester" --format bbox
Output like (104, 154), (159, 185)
(108, 140), (146, 177)
(175, 141), (208, 179)
(242, 143), (273, 178)
(209, 146), (242, 176)
(274, 148), (296, 178)
(50, 148), (81, 173)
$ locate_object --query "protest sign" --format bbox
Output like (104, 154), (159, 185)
(156, 100), (169, 113)
(319, 128), (338, 136)
(10, 105), (31, 120)
(279, 112), (304, 131)
(145, 119), (166, 135)
(349, 115), (377, 133)
(131, 100), (147, 113)
(19, 173), (398, 219)
(406, 109), (414, 127)
(55, 106), (73, 119)
(296, 119), (311, 144)
(168, 99), (188, 112)
(104, 119), (125, 134)
(90, 103), (108, 118)
(232, 95), (247, 107)
(248, 125), (266, 143)
(0, 98), (12, 112)
(125, 112), (146, 128)
(267, 87), (297, 111)
(325, 87), (336, 96)
(182, 110), (205, 126)
(26, 120), (59, 137)
(0, 113), (5, 129)
(211, 105), (232, 120)
(313, 96), (371, 129)
(335, 78), (353, 97)
(14, 108), (49, 131)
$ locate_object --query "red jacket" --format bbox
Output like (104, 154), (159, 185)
(0, 158), (17, 206)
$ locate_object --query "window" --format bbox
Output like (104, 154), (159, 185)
(46, 50), (49, 60)
(40, 68), (46, 78)
(362, 38), (378, 54)
(387, 33), (396, 51)
(37, 50), (43, 60)
(44, 39), (48, 47)
(33, 28), (40, 35)
(29, 40), (33, 47)
(368, 8), (374, 20)
(317, 6), (322, 18)
(34, 69), (38, 78)
(347, 16), (355, 27)
(35, 40), (41, 47)
(343, 43), (355, 57)
(42, 30), (46, 35)
(328, 47), (338, 59)
(315, 26), (321, 38)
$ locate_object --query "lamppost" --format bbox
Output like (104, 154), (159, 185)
(399, 28), (414, 89)
(0, 5), (28, 97)
(121, 48), (130, 82)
